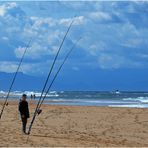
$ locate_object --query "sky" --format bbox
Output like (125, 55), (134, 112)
(0, 1), (148, 91)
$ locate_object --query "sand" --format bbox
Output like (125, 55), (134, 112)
(0, 100), (148, 147)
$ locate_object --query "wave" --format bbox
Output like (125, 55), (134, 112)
(44, 99), (135, 105)
(123, 97), (148, 103)
(108, 104), (148, 108)
(0, 90), (59, 98)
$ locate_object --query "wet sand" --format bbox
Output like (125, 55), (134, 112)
(0, 100), (148, 147)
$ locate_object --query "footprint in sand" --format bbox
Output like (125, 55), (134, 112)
(135, 115), (139, 123)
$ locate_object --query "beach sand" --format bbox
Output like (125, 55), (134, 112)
(0, 100), (148, 147)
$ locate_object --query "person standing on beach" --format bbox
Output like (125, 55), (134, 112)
(31, 94), (33, 100)
(18, 94), (30, 134)
(33, 94), (36, 100)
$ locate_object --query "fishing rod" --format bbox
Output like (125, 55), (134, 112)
(0, 39), (32, 119)
(37, 37), (82, 111)
(27, 18), (75, 137)
(26, 37), (81, 143)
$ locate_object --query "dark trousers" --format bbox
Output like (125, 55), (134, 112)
(21, 117), (27, 133)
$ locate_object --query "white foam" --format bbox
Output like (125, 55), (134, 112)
(108, 104), (148, 108)
(0, 90), (5, 94)
(4, 90), (60, 98)
(123, 97), (148, 103)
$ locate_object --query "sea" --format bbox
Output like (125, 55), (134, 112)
(0, 90), (148, 108)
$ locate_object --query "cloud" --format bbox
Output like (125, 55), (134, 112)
(0, 60), (50, 75)
(89, 12), (112, 21)
(0, 2), (17, 17)
(0, 5), (5, 16)
(0, 1), (148, 76)
(98, 54), (125, 69)
(2, 36), (9, 40)
(30, 15), (86, 32)
(15, 42), (55, 59)
(30, 16), (56, 28)
(59, 16), (86, 26)
(0, 61), (18, 73)
(59, 1), (89, 10)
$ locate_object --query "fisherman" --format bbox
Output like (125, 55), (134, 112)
(31, 94), (33, 100)
(33, 94), (36, 100)
(18, 94), (30, 134)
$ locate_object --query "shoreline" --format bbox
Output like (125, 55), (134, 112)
(1, 100), (148, 109)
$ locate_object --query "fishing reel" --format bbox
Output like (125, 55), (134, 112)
(37, 109), (42, 115)
(6, 102), (8, 106)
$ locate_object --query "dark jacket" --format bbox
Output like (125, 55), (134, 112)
(19, 100), (30, 118)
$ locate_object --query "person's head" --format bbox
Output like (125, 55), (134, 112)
(22, 94), (27, 101)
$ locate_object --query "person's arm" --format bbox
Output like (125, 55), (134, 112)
(19, 101), (25, 118)
(18, 102), (22, 113)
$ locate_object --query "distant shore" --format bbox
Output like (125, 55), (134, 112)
(0, 100), (148, 147)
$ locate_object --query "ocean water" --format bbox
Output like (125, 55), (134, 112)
(0, 91), (148, 108)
